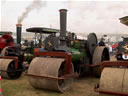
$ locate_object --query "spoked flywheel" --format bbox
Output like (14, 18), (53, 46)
(87, 33), (98, 56)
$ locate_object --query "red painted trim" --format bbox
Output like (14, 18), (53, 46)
(95, 88), (128, 96)
(101, 61), (128, 72)
(122, 52), (128, 56)
(25, 72), (78, 80)
(0, 88), (2, 92)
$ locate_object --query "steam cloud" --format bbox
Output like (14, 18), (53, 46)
(18, 0), (46, 24)
(1, 0), (6, 4)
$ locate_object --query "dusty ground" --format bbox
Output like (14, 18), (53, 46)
(1, 56), (116, 96)
(2, 75), (99, 96)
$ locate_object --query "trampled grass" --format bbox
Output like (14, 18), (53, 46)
(1, 74), (99, 96)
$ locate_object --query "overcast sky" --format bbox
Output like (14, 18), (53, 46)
(0, 0), (128, 35)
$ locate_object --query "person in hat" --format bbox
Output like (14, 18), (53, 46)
(99, 38), (105, 46)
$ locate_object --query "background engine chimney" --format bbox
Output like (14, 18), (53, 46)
(16, 24), (22, 45)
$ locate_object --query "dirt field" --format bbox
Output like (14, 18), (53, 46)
(2, 75), (99, 96)
(1, 56), (116, 96)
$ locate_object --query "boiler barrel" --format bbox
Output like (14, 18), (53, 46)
(71, 48), (85, 63)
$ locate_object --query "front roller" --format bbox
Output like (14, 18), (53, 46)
(100, 68), (128, 94)
(0, 46), (23, 79)
(27, 57), (74, 92)
(0, 59), (22, 79)
(95, 61), (128, 96)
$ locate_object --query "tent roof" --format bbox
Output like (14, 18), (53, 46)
(119, 16), (128, 26)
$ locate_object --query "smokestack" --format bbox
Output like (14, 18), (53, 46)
(59, 9), (67, 38)
(57, 9), (70, 52)
(16, 24), (22, 45)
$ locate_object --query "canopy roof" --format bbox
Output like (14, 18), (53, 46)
(26, 27), (60, 34)
(119, 16), (128, 26)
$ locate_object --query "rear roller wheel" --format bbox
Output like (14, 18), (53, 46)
(1, 46), (13, 56)
(93, 46), (110, 77)
(28, 57), (74, 92)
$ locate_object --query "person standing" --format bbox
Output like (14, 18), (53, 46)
(99, 38), (105, 46)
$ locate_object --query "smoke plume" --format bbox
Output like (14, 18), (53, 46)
(2, 0), (6, 4)
(18, 0), (46, 24)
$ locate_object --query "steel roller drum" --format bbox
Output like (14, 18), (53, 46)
(93, 46), (110, 77)
(100, 67), (128, 95)
(0, 59), (15, 79)
(123, 68), (128, 93)
(0, 46), (22, 79)
(87, 33), (98, 56)
(28, 57), (74, 92)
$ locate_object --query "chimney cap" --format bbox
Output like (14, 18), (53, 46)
(16, 24), (22, 27)
(59, 9), (67, 12)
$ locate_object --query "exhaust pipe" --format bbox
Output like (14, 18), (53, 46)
(16, 24), (22, 46)
(59, 9), (67, 45)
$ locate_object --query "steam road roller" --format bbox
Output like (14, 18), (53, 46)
(95, 16), (128, 96)
(0, 24), (24, 79)
(26, 9), (110, 92)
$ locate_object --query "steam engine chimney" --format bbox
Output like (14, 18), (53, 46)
(16, 24), (22, 46)
(59, 9), (67, 45)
